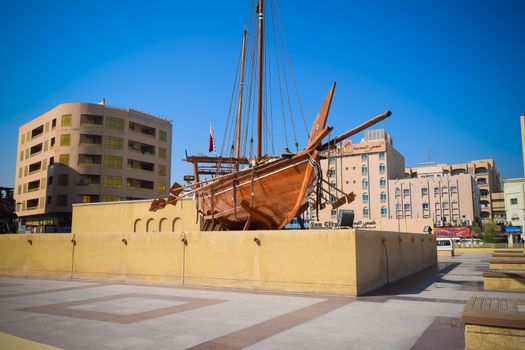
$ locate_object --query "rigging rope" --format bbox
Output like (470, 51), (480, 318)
(273, 0), (310, 138)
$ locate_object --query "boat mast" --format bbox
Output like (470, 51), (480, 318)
(256, 0), (264, 163)
(235, 30), (248, 171)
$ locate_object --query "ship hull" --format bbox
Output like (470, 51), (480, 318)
(198, 152), (318, 230)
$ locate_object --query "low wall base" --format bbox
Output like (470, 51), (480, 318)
(0, 230), (437, 296)
(465, 325), (525, 350)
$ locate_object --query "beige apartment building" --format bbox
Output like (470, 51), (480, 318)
(14, 102), (172, 233)
(405, 159), (502, 222)
(311, 129), (405, 229)
(388, 174), (481, 229)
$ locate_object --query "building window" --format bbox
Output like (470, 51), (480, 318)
(44, 140), (48, 152)
(159, 130), (167, 141)
(158, 147), (167, 159)
(421, 188), (428, 196)
(380, 178), (386, 188)
(381, 206), (387, 217)
(25, 149), (29, 159)
(403, 188), (410, 196)
(434, 187), (439, 195)
(18, 168), (22, 178)
(27, 198), (39, 209)
(61, 114), (72, 127)
(101, 195), (121, 202)
(363, 207), (369, 217)
(378, 151), (385, 159)
(328, 157), (336, 164)
(331, 209), (337, 218)
(51, 137), (55, 148)
(103, 176), (122, 188)
(45, 122), (49, 133)
(157, 182), (166, 193)
(422, 203), (429, 210)
(361, 165), (368, 175)
(380, 192), (387, 202)
(404, 203), (411, 210)
(443, 201), (449, 209)
(450, 186), (457, 193)
(19, 151), (23, 161)
(158, 164), (167, 176)
(327, 168), (336, 177)
(104, 136), (123, 149)
(362, 179), (368, 189)
(60, 134), (71, 146)
(52, 118), (56, 129)
(58, 154), (70, 166)
(105, 117), (124, 130)
(103, 155), (123, 169)
(379, 163), (385, 174)
(361, 154), (367, 161)
(21, 133), (25, 144)
(510, 198), (518, 205)
(442, 187), (448, 194)
(395, 187), (400, 196)
(363, 192), (369, 203)
(82, 195), (91, 203)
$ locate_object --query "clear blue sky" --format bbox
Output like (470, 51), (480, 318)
(1, 0), (524, 187)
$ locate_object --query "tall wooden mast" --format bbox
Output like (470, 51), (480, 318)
(256, 0), (264, 163)
(235, 30), (248, 171)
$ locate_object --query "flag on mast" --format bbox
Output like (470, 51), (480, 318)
(208, 119), (216, 153)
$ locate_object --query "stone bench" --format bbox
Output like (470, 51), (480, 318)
(483, 270), (525, 291)
(492, 253), (525, 258)
(489, 258), (525, 271)
(462, 296), (525, 350)
(494, 249), (524, 254)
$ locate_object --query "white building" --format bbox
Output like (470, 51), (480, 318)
(504, 178), (525, 240)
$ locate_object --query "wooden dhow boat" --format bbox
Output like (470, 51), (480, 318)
(150, 0), (391, 230)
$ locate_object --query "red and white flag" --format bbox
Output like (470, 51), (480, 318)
(208, 120), (216, 153)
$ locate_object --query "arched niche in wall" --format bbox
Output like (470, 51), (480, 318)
(172, 217), (181, 232)
(133, 218), (142, 233)
(159, 218), (168, 232)
(146, 218), (155, 232)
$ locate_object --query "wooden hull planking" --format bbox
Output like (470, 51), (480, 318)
(199, 152), (318, 230)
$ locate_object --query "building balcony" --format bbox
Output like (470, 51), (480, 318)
(80, 114), (103, 127)
(129, 122), (156, 138)
(127, 178), (154, 192)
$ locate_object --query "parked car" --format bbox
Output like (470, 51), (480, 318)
(436, 238), (455, 255)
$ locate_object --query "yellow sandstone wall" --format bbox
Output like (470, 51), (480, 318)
(72, 232), (185, 283)
(183, 230), (359, 294)
(354, 231), (437, 295)
(71, 198), (199, 233)
(0, 234), (72, 278)
(0, 230), (436, 296)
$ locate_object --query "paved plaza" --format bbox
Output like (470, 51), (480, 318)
(0, 254), (523, 349)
